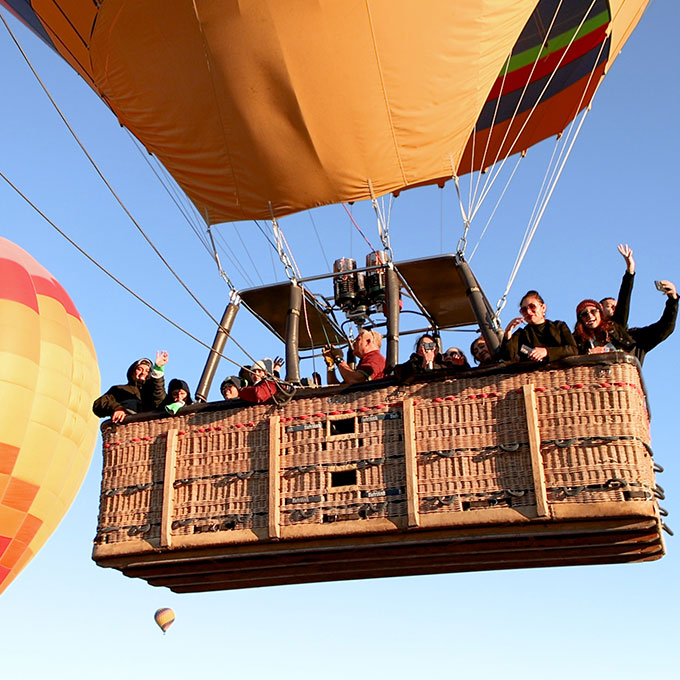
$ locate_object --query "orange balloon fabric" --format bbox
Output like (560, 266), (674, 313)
(3, 1), (649, 222)
(0, 238), (100, 595)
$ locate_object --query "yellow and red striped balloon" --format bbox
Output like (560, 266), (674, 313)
(154, 608), (175, 634)
(0, 238), (100, 595)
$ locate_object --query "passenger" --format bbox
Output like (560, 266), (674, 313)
(442, 346), (470, 370)
(238, 360), (280, 404)
(573, 299), (635, 355)
(628, 280), (678, 364)
(324, 329), (386, 385)
(600, 245), (677, 364)
(220, 376), (243, 400)
(162, 378), (193, 416)
(600, 243), (636, 326)
(93, 351), (169, 423)
(501, 291), (577, 363)
(470, 337), (496, 366)
(393, 334), (445, 381)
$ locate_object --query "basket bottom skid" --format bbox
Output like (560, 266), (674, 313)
(102, 515), (663, 593)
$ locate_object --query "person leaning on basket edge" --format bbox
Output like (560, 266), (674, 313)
(500, 291), (577, 363)
(323, 328), (386, 385)
(92, 350), (169, 423)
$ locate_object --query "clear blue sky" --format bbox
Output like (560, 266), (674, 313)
(0, 3), (678, 678)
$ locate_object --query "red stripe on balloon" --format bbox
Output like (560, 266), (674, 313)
(33, 275), (81, 320)
(0, 258), (39, 313)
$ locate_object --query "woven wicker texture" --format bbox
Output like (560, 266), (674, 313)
(95, 359), (656, 548)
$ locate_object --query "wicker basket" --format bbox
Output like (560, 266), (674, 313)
(93, 354), (665, 591)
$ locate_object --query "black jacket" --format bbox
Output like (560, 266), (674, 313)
(93, 359), (166, 417)
(501, 320), (578, 363)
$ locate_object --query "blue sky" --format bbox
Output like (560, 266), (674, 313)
(0, 3), (678, 678)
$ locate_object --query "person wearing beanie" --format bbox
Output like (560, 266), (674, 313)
(162, 378), (193, 416)
(93, 350), (169, 422)
(573, 299), (635, 355)
(220, 376), (243, 400)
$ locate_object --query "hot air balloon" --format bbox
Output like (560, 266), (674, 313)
(154, 607), (175, 634)
(1, 2), (667, 591)
(0, 238), (100, 596)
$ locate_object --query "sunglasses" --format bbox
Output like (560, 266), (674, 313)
(420, 342), (437, 351)
(520, 302), (540, 314)
(445, 350), (462, 357)
(579, 308), (600, 319)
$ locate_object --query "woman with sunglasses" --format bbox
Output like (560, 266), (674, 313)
(442, 347), (470, 369)
(501, 290), (577, 363)
(393, 333), (445, 380)
(573, 299), (635, 355)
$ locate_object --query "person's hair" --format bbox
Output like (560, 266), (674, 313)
(359, 328), (383, 347)
(470, 337), (484, 357)
(600, 297), (615, 306)
(573, 299), (612, 346)
(414, 333), (436, 351)
(519, 290), (544, 307)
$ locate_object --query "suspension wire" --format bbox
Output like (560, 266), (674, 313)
(367, 179), (392, 262)
(205, 224), (239, 292)
(468, 153), (523, 262)
(126, 130), (213, 254)
(469, 52), (514, 217)
(452, 174), (472, 255)
(470, 0), (566, 214)
(0, 167), (273, 379)
(1, 12), (254, 345)
(233, 222), (264, 285)
(308, 212), (331, 271)
(470, 0), (597, 224)
(496, 81), (599, 316)
(212, 228), (256, 288)
(342, 203), (380, 255)
(439, 187), (444, 254)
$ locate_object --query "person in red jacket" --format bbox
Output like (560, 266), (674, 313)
(324, 329), (386, 385)
(238, 361), (280, 404)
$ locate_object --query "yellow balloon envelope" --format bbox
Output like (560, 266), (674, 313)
(154, 607), (176, 634)
(0, 238), (100, 595)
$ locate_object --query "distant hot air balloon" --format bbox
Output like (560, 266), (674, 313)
(154, 607), (175, 634)
(0, 238), (100, 595)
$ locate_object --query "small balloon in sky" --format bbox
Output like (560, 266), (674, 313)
(154, 608), (175, 634)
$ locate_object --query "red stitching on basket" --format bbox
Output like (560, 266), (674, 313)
(178, 430), (186, 435)
(560, 384), (571, 390)
(390, 401), (402, 408)
(215, 426), (222, 430)
(132, 437), (140, 442)
(358, 406), (370, 412)
(468, 394), (477, 399)
(573, 383), (585, 388)
(534, 387), (546, 392)
(343, 409), (354, 414)
(297, 415), (310, 420)
(433, 397), (444, 402)
(445, 395), (455, 401)
(375, 403), (386, 409)
(599, 382), (612, 388)
(104, 443), (110, 449)
(314, 412), (325, 418)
